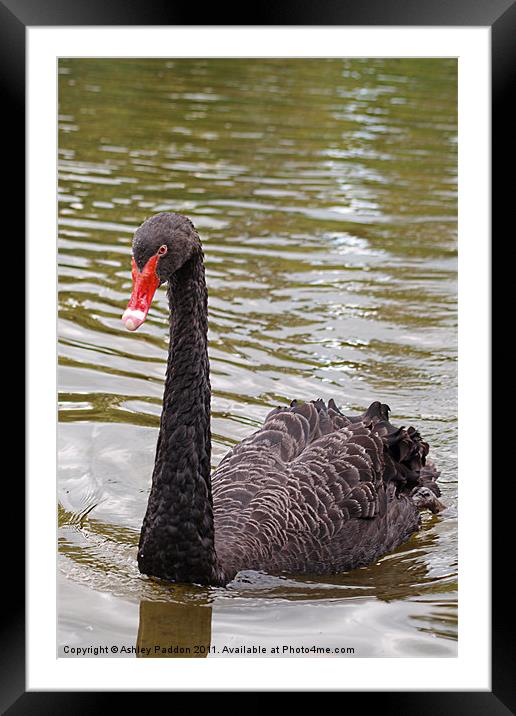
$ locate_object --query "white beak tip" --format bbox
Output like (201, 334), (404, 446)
(122, 309), (146, 331)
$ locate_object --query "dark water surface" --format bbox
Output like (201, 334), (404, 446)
(58, 58), (457, 658)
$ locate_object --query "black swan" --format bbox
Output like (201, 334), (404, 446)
(122, 212), (444, 587)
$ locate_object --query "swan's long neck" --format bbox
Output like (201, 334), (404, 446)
(138, 251), (225, 585)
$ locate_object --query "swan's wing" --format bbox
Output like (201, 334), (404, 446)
(285, 411), (386, 537)
(214, 397), (439, 517)
(212, 399), (439, 574)
(214, 398), (353, 470)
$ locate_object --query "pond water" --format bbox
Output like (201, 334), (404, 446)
(58, 58), (458, 658)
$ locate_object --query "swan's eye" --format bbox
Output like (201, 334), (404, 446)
(157, 245), (168, 256)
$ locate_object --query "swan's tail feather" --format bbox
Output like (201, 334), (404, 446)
(360, 405), (440, 497)
(306, 398), (440, 497)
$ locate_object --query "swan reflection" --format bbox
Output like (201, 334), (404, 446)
(136, 597), (213, 658)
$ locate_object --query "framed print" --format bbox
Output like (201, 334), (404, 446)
(2, 0), (510, 709)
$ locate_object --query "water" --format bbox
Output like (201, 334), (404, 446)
(58, 58), (458, 658)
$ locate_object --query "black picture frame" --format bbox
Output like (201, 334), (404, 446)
(4, 0), (509, 710)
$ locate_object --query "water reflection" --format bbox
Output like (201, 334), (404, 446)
(137, 598), (213, 658)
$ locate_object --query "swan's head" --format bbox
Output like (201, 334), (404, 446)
(122, 212), (200, 331)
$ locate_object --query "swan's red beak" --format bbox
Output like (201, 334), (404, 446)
(122, 255), (160, 331)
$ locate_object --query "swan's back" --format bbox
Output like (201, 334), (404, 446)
(212, 399), (440, 579)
